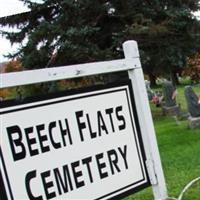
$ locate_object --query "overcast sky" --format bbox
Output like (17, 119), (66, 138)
(0, 0), (29, 62)
(0, 0), (200, 62)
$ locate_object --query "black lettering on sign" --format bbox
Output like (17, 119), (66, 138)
(6, 118), (73, 162)
(107, 145), (128, 175)
(25, 170), (42, 200)
(96, 153), (108, 179)
(25, 127), (39, 157)
(71, 161), (85, 189)
(76, 105), (127, 142)
(105, 108), (115, 132)
(118, 145), (128, 169)
(107, 149), (120, 175)
(36, 124), (50, 153)
(49, 121), (61, 149)
(59, 119), (73, 146)
(82, 156), (93, 183)
(97, 111), (108, 136)
(116, 106), (126, 130)
(54, 165), (73, 195)
(75, 111), (86, 142)
(23, 145), (129, 200)
(7, 125), (26, 161)
(41, 170), (56, 200)
(86, 113), (97, 139)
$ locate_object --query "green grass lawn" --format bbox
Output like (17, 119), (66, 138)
(124, 84), (200, 200)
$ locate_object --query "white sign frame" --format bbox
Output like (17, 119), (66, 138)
(0, 40), (168, 200)
(1, 81), (150, 200)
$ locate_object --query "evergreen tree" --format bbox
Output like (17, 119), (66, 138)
(0, 0), (200, 86)
(0, 0), (117, 69)
(111, 0), (200, 84)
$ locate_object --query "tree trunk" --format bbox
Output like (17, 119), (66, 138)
(148, 73), (157, 87)
(170, 71), (179, 86)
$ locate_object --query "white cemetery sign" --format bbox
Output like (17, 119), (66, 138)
(0, 41), (168, 200)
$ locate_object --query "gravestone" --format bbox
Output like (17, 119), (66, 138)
(184, 86), (200, 129)
(145, 80), (154, 100)
(162, 81), (180, 116)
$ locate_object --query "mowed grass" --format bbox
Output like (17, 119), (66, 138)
(124, 84), (200, 200)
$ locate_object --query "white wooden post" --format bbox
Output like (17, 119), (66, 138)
(123, 40), (168, 200)
(0, 40), (168, 200)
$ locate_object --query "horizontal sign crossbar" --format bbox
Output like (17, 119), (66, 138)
(0, 58), (141, 88)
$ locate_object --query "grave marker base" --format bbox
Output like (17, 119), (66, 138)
(188, 116), (200, 129)
(162, 105), (180, 116)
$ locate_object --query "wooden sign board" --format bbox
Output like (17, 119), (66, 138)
(0, 81), (150, 200)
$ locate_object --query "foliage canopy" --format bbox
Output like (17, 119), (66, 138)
(0, 0), (200, 83)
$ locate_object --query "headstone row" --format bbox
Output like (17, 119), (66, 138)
(145, 80), (200, 129)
